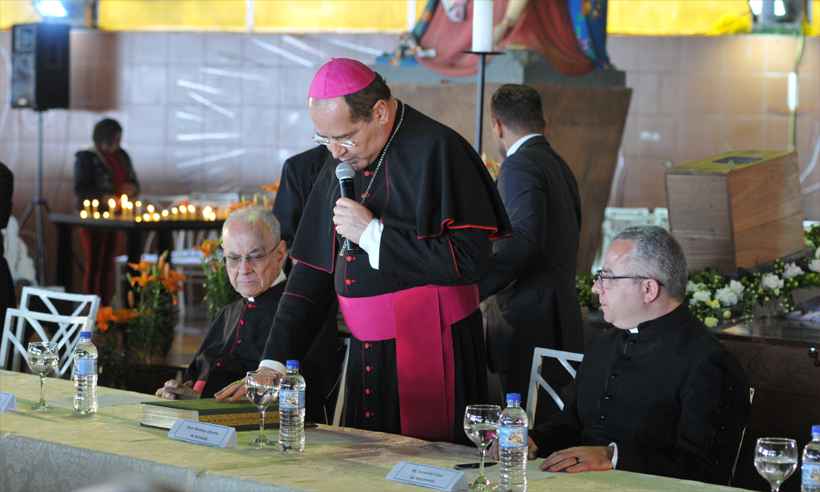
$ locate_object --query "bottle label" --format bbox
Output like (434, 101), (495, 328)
(499, 426), (528, 449)
(75, 359), (97, 377)
(804, 463), (820, 487)
(279, 389), (304, 410)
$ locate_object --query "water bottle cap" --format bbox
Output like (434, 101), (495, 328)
(812, 424), (820, 435)
(506, 393), (521, 403)
(286, 360), (299, 370)
(79, 331), (92, 339)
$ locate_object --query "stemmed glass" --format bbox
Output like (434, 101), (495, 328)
(245, 370), (279, 448)
(27, 341), (59, 411)
(754, 437), (798, 492)
(463, 404), (501, 491)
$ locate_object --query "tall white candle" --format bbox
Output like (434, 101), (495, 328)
(472, 0), (494, 52)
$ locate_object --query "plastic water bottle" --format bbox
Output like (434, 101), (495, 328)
(802, 425), (820, 492)
(278, 359), (306, 453)
(499, 393), (528, 492)
(72, 331), (98, 415)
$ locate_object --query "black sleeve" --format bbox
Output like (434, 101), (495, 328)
(262, 262), (335, 364)
(273, 158), (305, 248)
(615, 347), (728, 480)
(74, 153), (100, 206)
(378, 227), (491, 285)
(184, 309), (227, 382)
(531, 380), (583, 457)
(479, 160), (544, 299)
(0, 163), (13, 229)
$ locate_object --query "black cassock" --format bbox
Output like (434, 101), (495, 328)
(186, 282), (335, 423)
(263, 102), (510, 442)
(0, 163), (14, 326)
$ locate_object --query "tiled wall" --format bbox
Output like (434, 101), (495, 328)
(609, 35), (820, 217)
(0, 31), (819, 282)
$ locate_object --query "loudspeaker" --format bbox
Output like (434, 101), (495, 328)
(11, 23), (70, 110)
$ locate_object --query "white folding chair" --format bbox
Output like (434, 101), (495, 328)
(332, 337), (351, 427)
(526, 347), (584, 428)
(1, 308), (91, 376)
(12, 287), (100, 372)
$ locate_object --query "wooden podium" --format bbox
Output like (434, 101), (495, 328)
(666, 150), (804, 273)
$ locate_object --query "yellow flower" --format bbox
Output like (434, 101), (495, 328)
(704, 316), (719, 328)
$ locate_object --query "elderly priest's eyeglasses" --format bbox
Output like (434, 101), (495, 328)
(312, 133), (357, 150)
(223, 248), (275, 268)
(592, 269), (664, 289)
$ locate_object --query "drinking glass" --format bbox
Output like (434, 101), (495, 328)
(463, 404), (501, 491)
(754, 437), (798, 492)
(245, 370), (279, 448)
(27, 341), (58, 411)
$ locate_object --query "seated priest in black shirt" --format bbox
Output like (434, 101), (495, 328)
(155, 206), (287, 400)
(529, 226), (750, 485)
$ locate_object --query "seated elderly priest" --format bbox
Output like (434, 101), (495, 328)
(529, 226), (750, 485)
(155, 206), (287, 401)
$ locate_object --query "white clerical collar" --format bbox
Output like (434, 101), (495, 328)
(628, 327), (639, 334)
(506, 133), (541, 157)
(246, 271), (287, 302)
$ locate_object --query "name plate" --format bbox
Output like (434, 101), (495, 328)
(168, 419), (236, 448)
(0, 392), (16, 412)
(386, 462), (465, 492)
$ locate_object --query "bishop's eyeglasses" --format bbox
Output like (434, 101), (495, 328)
(593, 269), (664, 289)
(312, 133), (357, 150)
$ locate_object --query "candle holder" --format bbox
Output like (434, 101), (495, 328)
(463, 50), (504, 155)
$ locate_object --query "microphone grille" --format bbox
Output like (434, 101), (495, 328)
(335, 161), (355, 180)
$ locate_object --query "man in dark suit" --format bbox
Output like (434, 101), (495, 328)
(479, 84), (583, 410)
(531, 226), (750, 485)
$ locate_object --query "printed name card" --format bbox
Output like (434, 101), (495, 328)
(386, 462), (465, 491)
(0, 392), (16, 412)
(168, 419), (236, 448)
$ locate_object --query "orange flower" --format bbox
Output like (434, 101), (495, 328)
(112, 308), (139, 323)
(260, 180), (280, 193)
(127, 261), (152, 272)
(129, 271), (152, 288)
(96, 306), (114, 333)
(197, 239), (220, 258)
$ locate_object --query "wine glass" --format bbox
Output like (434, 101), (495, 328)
(245, 370), (279, 448)
(27, 341), (59, 411)
(463, 404), (501, 491)
(754, 437), (798, 492)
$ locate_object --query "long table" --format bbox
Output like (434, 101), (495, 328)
(0, 371), (748, 492)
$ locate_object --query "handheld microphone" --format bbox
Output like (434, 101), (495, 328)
(335, 162), (362, 255)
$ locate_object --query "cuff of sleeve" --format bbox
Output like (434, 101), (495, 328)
(358, 218), (384, 270)
(609, 442), (619, 469)
(259, 359), (287, 375)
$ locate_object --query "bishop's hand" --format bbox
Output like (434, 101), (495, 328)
(333, 198), (374, 244)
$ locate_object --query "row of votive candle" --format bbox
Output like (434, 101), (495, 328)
(80, 198), (219, 222)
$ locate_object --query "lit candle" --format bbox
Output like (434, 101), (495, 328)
(135, 200), (143, 217)
(102, 211), (110, 219)
(93, 211), (101, 220)
(188, 205), (196, 218)
(171, 206), (179, 220)
(135, 215), (142, 223)
(91, 199), (100, 214)
(82, 199), (91, 215)
(152, 212), (160, 222)
(80, 210), (88, 219)
(471, 0), (494, 52)
(161, 209), (169, 219)
(107, 198), (117, 216)
(146, 204), (155, 214)
(142, 212), (151, 222)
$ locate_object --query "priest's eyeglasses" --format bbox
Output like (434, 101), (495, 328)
(593, 270), (664, 289)
(223, 248), (275, 268)
(313, 133), (357, 150)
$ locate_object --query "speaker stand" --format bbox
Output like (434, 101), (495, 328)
(19, 110), (49, 286)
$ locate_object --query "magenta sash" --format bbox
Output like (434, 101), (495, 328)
(337, 284), (479, 442)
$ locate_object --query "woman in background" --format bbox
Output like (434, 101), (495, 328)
(74, 118), (139, 305)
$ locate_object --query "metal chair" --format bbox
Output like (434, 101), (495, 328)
(10, 287), (100, 372)
(525, 347), (584, 428)
(331, 337), (351, 427)
(0, 308), (91, 376)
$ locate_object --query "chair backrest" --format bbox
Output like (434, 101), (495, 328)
(1, 308), (91, 376)
(526, 347), (584, 428)
(729, 387), (756, 486)
(13, 287), (99, 373)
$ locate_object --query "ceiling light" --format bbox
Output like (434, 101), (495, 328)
(33, 0), (68, 18)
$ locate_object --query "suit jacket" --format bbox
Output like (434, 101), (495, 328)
(273, 145), (329, 250)
(479, 135), (583, 400)
(531, 304), (750, 485)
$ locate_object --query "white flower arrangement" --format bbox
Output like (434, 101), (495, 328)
(728, 280), (745, 296)
(810, 259), (820, 273)
(715, 286), (739, 306)
(761, 273), (784, 292)
(690, 290), (712, 305)
(783, 262), (804, 279)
